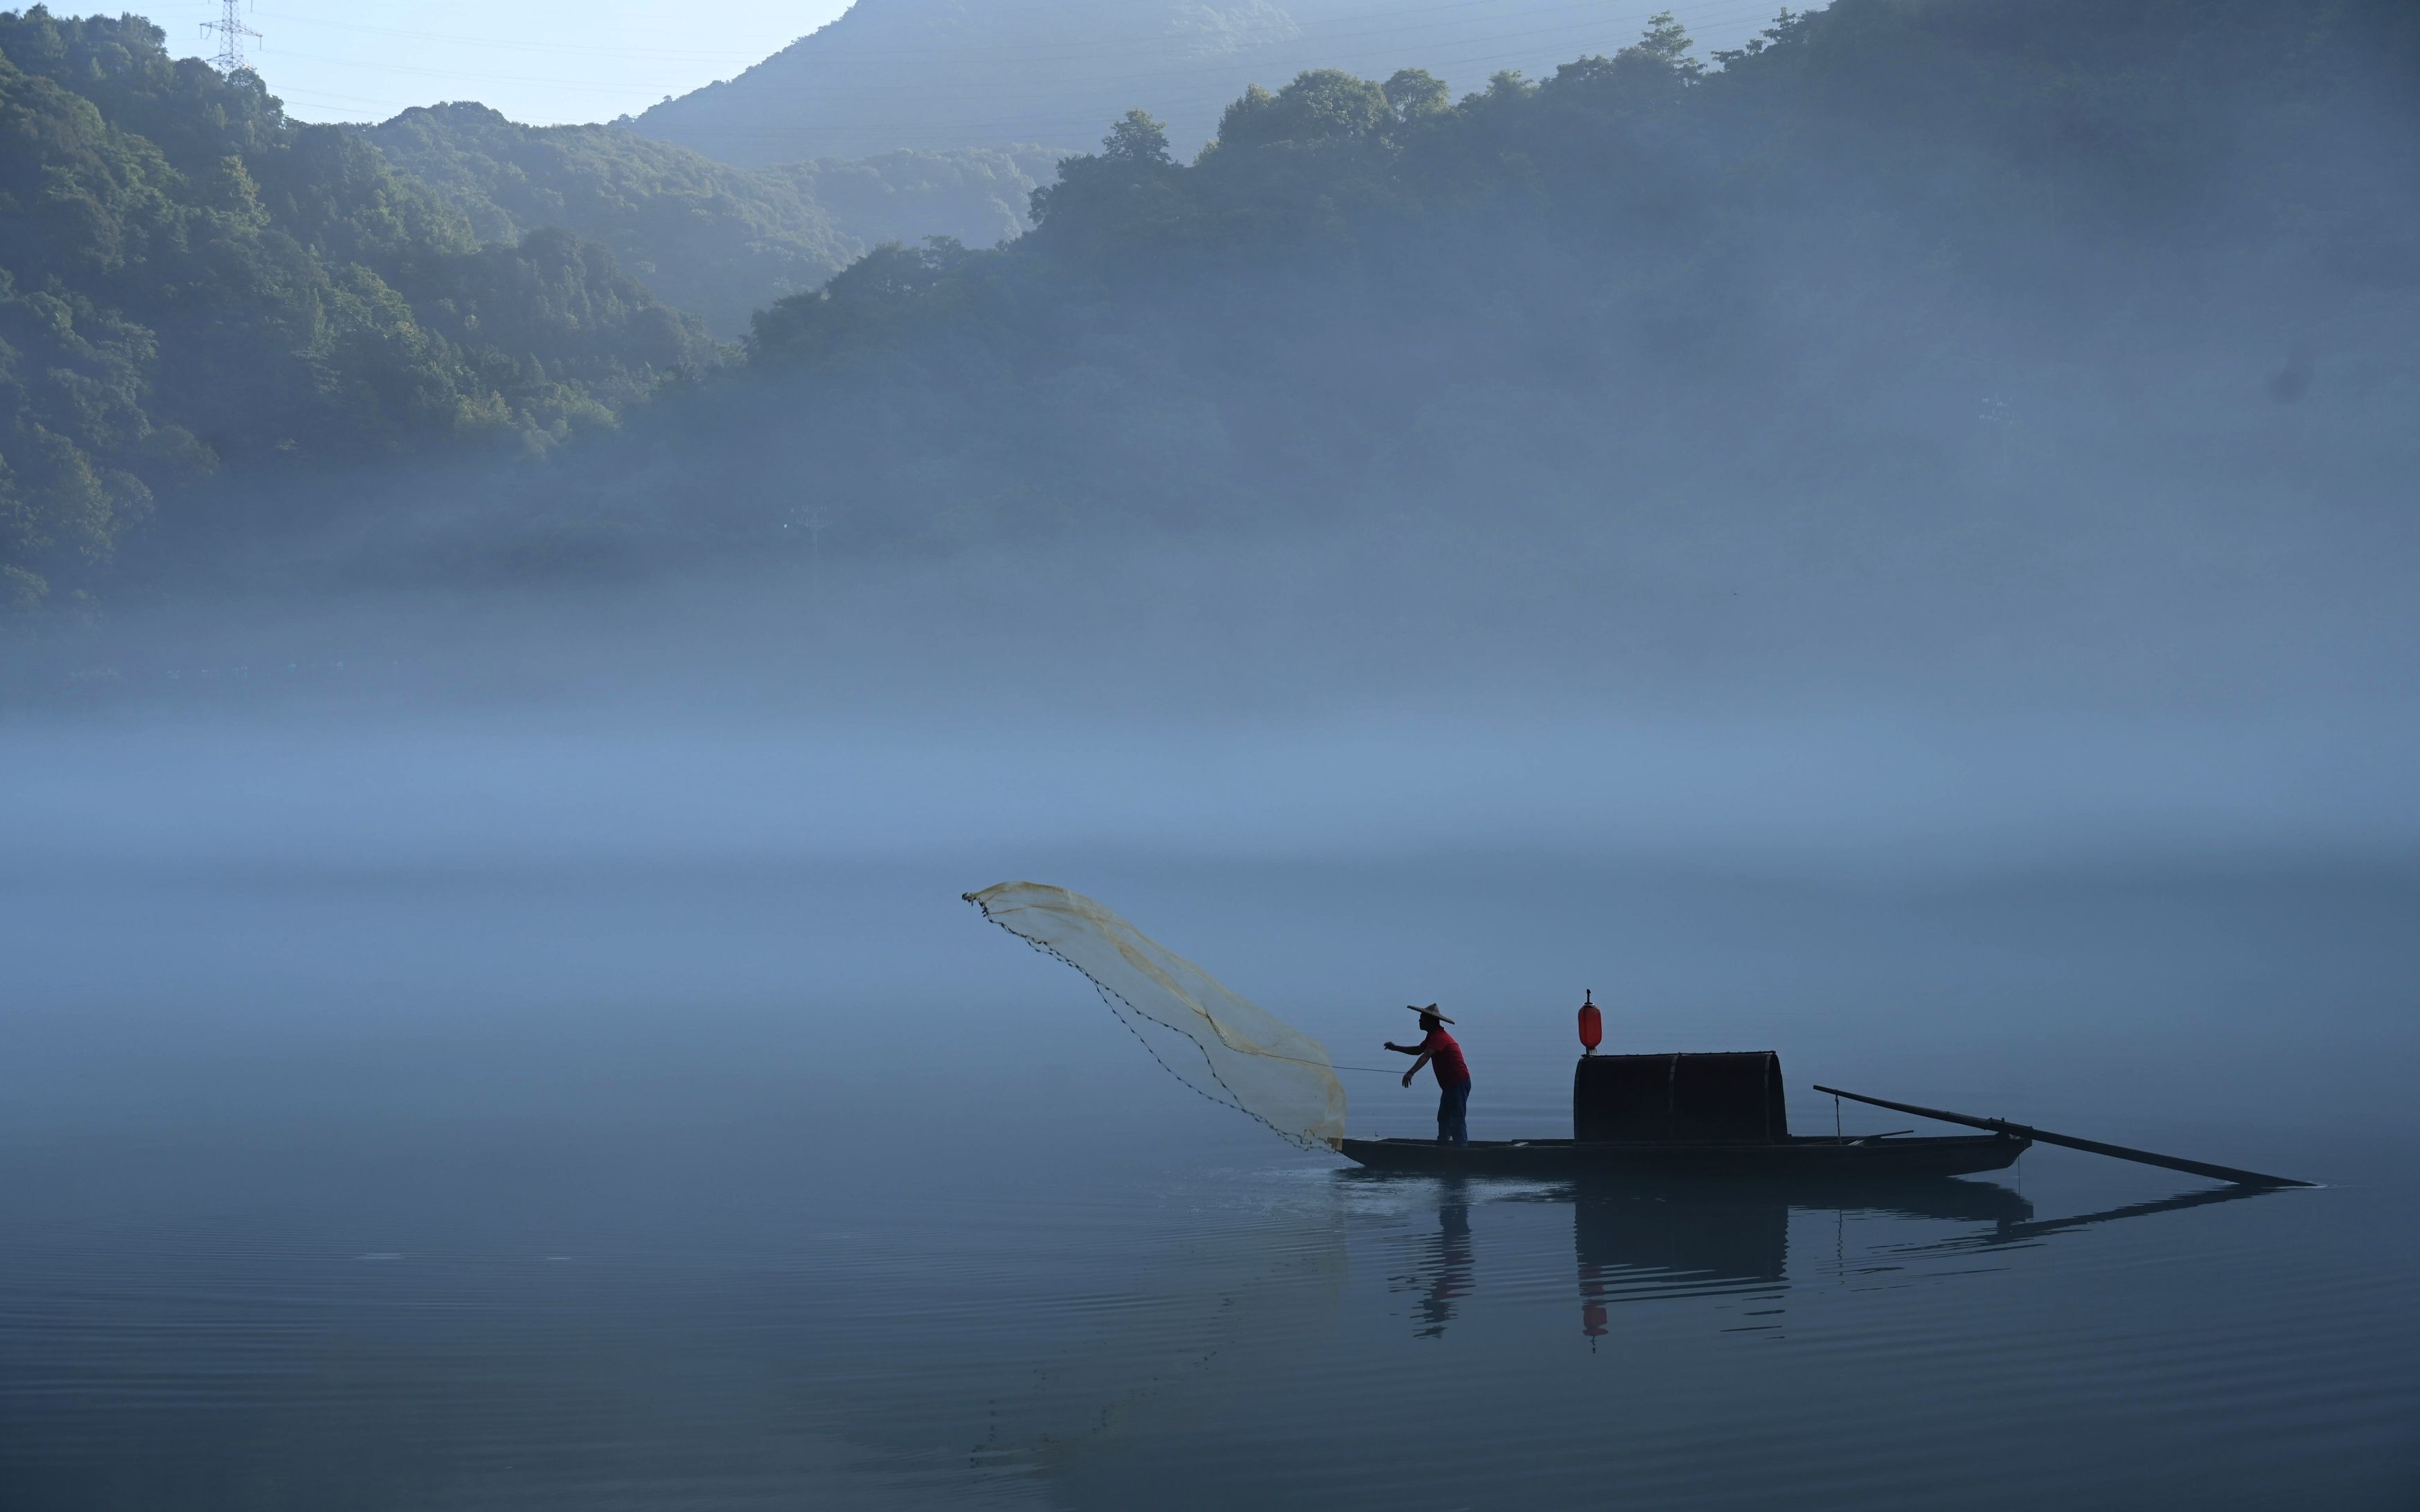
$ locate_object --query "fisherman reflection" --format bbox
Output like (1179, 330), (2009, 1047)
(1400, 1189), (1475, 1339)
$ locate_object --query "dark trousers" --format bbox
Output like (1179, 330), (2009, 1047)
(1436, 1079), (1471, 1146)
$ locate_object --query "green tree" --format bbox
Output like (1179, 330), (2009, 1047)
(1026, 111), (1186, 245)
(1630, 11), (1705, 82)
(1099, 108), (1171, 163)
(1216, 70), (1394, 150)
(1382, 69), (1450, 122)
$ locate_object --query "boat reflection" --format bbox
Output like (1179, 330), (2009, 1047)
(1562, 1175), (2035, 1341)
(1352, 1169), (2279, 1340)
(1868, 1182), (2274, 1260)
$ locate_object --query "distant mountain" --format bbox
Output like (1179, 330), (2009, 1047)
(367, 104), (1060, 337)
(632, 0), (1724, 164)
(365, 105), (849, 341)
(771, 146), (1066, 255)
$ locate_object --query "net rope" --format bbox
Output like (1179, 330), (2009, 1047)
(966, 882), (1349, 1152)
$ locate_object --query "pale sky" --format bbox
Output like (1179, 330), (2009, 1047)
(157, 1), (855, 125)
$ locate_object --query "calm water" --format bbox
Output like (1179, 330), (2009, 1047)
(5, 849), (2417, 1509)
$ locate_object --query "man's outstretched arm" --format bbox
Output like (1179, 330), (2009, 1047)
(1398, 1049), (1434, 1087)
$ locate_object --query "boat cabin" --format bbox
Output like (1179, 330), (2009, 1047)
(1574, 1051), (1788, 1144)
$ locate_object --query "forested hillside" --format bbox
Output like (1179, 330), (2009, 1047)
(366, 104), (1058, 338)
(633, 0), (1734, 163)
(0, 10), (713, 615)
(8, 0), (2417, 633)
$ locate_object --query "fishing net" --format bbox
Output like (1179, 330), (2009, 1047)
(965, 882), (1348, 1152)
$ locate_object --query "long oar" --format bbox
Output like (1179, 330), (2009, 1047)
(1813, 1085), (2315, 1188)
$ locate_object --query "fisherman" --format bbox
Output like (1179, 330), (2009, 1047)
(1385, 1005), (1472, 1146)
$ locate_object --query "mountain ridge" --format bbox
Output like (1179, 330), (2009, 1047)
(631, 0), (1758, 164)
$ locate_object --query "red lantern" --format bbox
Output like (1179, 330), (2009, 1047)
(1578, 989), (1602, 1055)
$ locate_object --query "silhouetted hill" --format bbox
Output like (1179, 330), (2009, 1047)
(576, 1), (2417, 573)
(631, 0), (1741, 163)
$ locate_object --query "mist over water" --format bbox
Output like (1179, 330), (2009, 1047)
(8, 612), (2420, 1505)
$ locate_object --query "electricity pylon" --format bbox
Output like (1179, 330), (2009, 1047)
(202, 0), (260, 74)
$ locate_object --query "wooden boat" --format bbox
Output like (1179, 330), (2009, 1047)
(1340, 1047), (2311, 1187)
(1340, 1130), (2028, 1180)
(1342, 1051), (2025, 1179)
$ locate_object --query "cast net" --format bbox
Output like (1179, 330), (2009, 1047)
(966, 882), (1347, 1151)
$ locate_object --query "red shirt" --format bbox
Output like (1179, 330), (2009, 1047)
(1421, 1028), (1470, 1087)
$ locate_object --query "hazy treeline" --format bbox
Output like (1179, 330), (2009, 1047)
(769, 147), (1068, 263)
(366, 103), (1060, 339)
(515, 0), (2420, 573)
